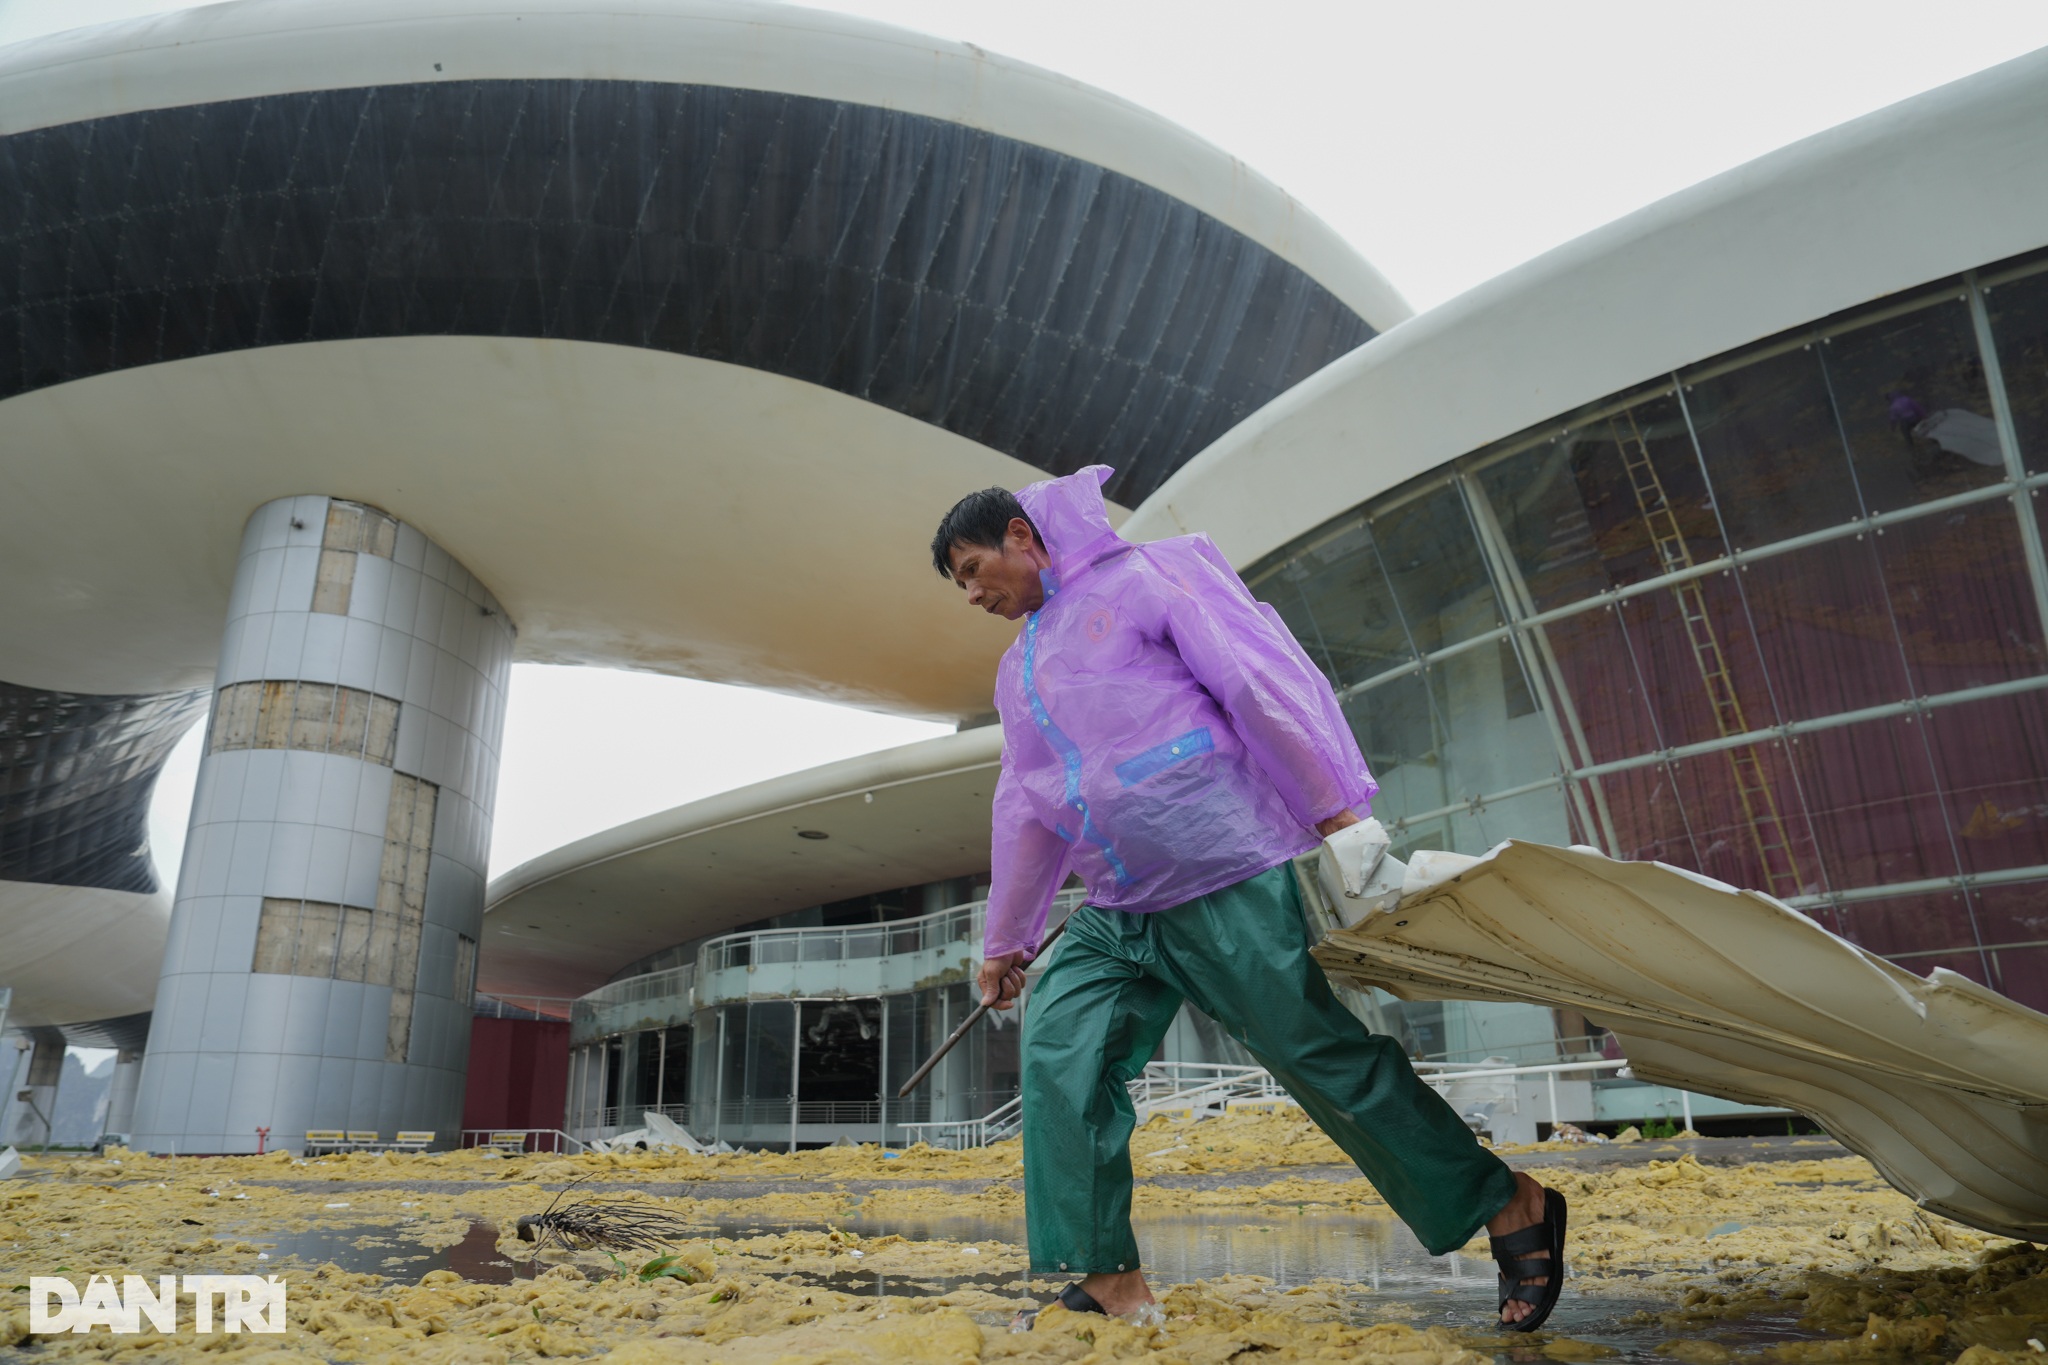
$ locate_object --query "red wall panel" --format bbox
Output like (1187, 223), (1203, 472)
(463, 1018), (570, 1132)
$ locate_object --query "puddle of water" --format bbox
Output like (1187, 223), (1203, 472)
(254, 1219), (534, 1284)
(719, 1213), (1427, 1294)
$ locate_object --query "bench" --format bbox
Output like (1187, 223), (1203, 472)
(346, 1130), (380, 1150)
(303, 1130), (350, 1155)
(487, 1131), (530, 1155)
(389, 1131), (434, 1153)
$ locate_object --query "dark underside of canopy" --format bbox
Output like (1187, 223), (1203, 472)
(0, 79), (1374, 508)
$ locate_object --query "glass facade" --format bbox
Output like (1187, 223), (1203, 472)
(1249, 252), (2048, 1014)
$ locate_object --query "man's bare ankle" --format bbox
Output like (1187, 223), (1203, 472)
(1487, 1171), (1547, 1234)
(1078, 1269), (1154, 1315)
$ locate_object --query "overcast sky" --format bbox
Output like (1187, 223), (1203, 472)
(11, 0), (2040, 880)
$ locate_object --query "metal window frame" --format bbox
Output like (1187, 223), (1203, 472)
(1254, 248), (2048, 978)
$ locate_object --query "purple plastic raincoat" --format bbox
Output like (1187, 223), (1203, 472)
(984, 465), (1378, 959)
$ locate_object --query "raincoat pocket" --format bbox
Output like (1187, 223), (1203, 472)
(1114, 727), (1215, 787)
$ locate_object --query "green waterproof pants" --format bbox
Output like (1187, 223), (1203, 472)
(1020, 863), (1516, 1272)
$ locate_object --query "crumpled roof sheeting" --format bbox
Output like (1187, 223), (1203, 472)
(1309, 841), (2048, 1241)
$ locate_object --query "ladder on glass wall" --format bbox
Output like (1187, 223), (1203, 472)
(1612, 412), (1805, 897)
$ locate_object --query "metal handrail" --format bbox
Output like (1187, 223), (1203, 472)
(900, 1064), (1274, 1149)
(458, 1128), (590, 1154)
(1135, 1069), (1285, 1116)
(474, 994), (578, 1020)
(1126, 1062), (1271, 1099)
(902, 1056), (1709, 1148)
(1414, 1058), (1628, 1081)
(570, 890), (1092, 1040)
(573, 965), (698, 1022)
(696, 890), (1088, 974)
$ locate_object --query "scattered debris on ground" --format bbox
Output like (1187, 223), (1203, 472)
(0, 1114), (2038, 1362)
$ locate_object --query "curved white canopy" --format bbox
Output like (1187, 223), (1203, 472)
(0, 884), (167, 1031)
(481, 725), (1002, 1000)
(1124, 45), (2048, 565)
(0, 337), (1037, 714)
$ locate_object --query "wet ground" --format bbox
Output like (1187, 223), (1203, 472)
(4, 1124), (2039, 1363)
(232, 1134), (1850, 1203)
(221, 1151), (1852, 1365)
(239, 1208), (1805, 1362)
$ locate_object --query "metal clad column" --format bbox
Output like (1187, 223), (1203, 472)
(5, 1027), (65, 1147)
(130, 496), (513, 1154)
(102, 1048), (144, 1140)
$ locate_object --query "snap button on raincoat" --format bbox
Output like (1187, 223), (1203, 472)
(985, 465), (1378, 959)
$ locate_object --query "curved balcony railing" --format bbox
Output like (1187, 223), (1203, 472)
(570, 889), (1087, 1043)
(699, 890), (1086, 972)
(571, 963), (698, 1042)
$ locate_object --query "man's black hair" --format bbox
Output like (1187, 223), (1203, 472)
(930, 487), (1041, 578)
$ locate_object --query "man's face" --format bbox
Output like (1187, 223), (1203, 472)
(947, 518), (1047, 620)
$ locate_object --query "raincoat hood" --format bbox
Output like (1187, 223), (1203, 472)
(1017, 465), (1128, 585)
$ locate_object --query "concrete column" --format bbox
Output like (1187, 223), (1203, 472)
(131, 497), (513, 1154)
(6, 1027), (64, 1148)
(102, 1048), (144, 1140)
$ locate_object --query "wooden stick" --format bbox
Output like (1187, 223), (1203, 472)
(895, 917), (1069, 1099)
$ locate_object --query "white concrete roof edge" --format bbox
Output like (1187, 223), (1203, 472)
(482, 721), (1002, 910)
(1125, 44), (2048, 564)
(0, 0), (1407, 329)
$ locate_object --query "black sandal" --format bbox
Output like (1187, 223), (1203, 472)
(1011, 1281), (1108, 1331)
(1490, 1186), (1567, 1332)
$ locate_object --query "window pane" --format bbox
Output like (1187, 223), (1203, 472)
(1986, 943), (2048, 1012)
(1984, 268), (2048, 473)
(1460, 784), (1577, 853)
(1536, 606), (1662, 766)
(1385, 809), (1455, 867)
(1617, 573), (1777, 750)
(1740, 536), (1911, 721)
(662, 1025), (691, 1107)
(1655, 744), (1819, 898)
(1880, 497), (2043, 694)
(1968, 881), (2048, 951)
(1922, 690), (2048, 876)
(1786, 715), (1958, 891)
(1342, 674), (1448, 818)
(1683, 343), (1863, 546)
(1836, 891), (1980, 959)
(798, 999), (881, 1104)
(1476, 439), (1607, 612)
(1563, 391), (1726, 588)
(1420, 643), (1558, 803)
(1820, 297), (2004, 512)
(1590, 761), (1701, 870)
(742, 1000), (794, 1102)
(1255, 519), (1416, 689)
(1370, 481), (1502, 654)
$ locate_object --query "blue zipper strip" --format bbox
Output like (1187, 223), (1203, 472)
(1023, 605), (1131, 887)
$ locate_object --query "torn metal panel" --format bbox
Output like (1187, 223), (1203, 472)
(1307, 840), (2048, 1241)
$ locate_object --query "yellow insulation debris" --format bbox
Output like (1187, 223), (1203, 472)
(0, 1118), (2040, 1363)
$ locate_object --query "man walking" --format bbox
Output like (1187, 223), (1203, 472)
(931, 465), (1566, 1330)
